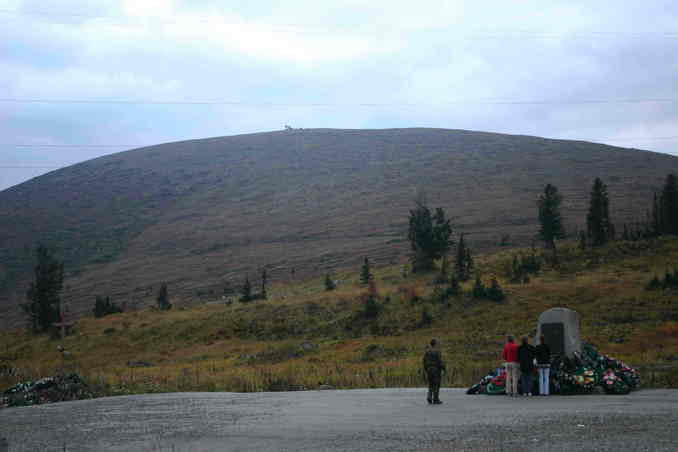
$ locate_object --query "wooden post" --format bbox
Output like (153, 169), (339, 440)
(59, 300), (65, 340)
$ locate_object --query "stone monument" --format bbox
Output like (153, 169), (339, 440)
(537, 307), (581, 357)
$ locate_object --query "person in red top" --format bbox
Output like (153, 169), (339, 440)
(502, 335), (520, 396)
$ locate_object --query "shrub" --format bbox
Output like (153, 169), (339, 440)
(363, 295), (380, 319)
(472, 275), (486, 299)
(420, 308), (433, 326)
(486, 278), (506, 302)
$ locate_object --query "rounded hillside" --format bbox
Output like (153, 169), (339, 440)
(1, 128), (676, 326)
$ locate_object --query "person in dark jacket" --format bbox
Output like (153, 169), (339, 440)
(422, 339), (446, 404)
(517, 336), (535, 396)
(534, 334), (551, 395)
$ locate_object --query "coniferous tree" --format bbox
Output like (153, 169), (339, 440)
(156, 283), (171, 310)
(586, 178), (615, 247)
(486, 278), (506, 302)
(240, 277), (252, 302)
(465, 247), (474, 279)
(660, 174), (678, 235)
(651, 192), (662, 236)
(261, 268), (268, 300)
(407, 198), (453, 273)
(21, 245), (63, 333)
(360, 257), (373, 285)
(472, 275), (486, 299)
(537, 184), (565, 261)
(93, 296), (122, 318)
(362, 280), (380, 319)
(448, 276), (461, 296)
(324, 273), (336, 291)
(455, 233), (473, 281)
(436, 255), (451, 284)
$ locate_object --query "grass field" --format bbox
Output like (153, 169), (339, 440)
(2, 236), (678, 397)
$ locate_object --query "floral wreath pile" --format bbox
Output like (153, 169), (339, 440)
(1, 373), (94, 408)
(467, 342), (640, 395)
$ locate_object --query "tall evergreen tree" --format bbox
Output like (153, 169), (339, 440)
(261, 268), (268, 300)
(537, 184), (565, 250)
(240, 276), (252, 302)
(660, 174), (678, 235)
(407, 199), (453, 273)
(156, 283), (171, 310)
(455, 233), (471, 281)
(651, 192), (662, 236)
(360, 257), (373, 285)
(324, 273), (336, 291)
(586, 178), (615, 247)
(93, 296), (122, 318)
(21, 245), (64, 333)
(465, 247), (474, 279)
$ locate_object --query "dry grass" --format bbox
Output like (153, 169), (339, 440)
(2, 236), (678, 396)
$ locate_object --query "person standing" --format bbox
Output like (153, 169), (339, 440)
(422, 338), (446, 404)
(534, 335), (551, 395)
(502, 335), (520, 396)
(518, 335), (535, 396)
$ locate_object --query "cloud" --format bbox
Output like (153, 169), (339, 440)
(2, 0), (678, 190)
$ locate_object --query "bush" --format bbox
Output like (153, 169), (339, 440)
(363, 295), (380, 319)
(93, 296), (123, 318)
(420, 308), (433, 326)
(472, 275), (486, 299)
(486, 278), (506, 302)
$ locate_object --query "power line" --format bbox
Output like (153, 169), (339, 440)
(2, 97), (678, 107)
(0, 165), (62, 169)
(2, 144), (139, 148)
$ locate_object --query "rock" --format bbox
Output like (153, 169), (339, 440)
(300, 341), (318, 352)
(127, 360), (155, 368)
(318, 384), (334, 390)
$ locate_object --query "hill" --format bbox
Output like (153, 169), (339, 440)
(1, 128), (678, 327)
(1, 237), (677, 395)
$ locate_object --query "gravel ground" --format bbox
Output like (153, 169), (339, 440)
(1, 388), (677, 451)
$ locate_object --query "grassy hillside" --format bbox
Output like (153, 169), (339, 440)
(2, 236), (678, 396)
(2, 128), (678, 328)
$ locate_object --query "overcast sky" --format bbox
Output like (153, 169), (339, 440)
(2, 0), (678, 190)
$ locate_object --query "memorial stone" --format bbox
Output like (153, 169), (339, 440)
(537, 307), (581, 357)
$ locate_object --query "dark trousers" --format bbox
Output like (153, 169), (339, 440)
(426, 368), (442, 402)
(520, 373), (532, 395)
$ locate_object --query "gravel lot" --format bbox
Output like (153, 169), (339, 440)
(1, 388), (677, 451)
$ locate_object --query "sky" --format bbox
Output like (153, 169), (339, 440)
(2, 0), (678, 190)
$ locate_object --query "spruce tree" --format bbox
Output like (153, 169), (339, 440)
(586, 178), (615, 247)
(240, 276), (252, 302)
(156, 283), (171, 310)
(261, 268), (268, 300)
(465, 247), (474, 279)
(472, 275), (486, 299)
(94, 296), (122, 318)
(407, 199), (453, 273)
(486, 278), (506, 302)
(360, 257), (373, 285)
(660, 174), (678, 235)
(651, 192), (662, 236)
(448, 276), (461, 296)
(324, 273), (336, 291)
(21, 245), (63, 333)
(537, 184), (565, 261)
(455, 233), (473, 281)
